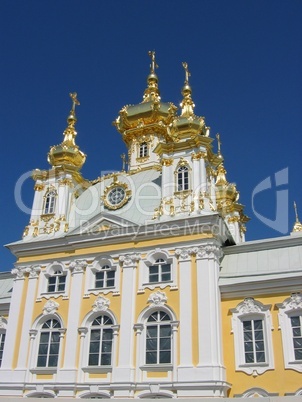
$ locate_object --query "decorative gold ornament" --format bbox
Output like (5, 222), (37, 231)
(293, 201), (302, 232)
(102, 175), (131, 210)
(34, 183), (45, 191)
(161, 158), (173, 166)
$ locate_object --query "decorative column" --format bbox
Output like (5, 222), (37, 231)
(16, 266), (41, 376)
(175, 248), (194, 378)
(0, 266), (27, 382)
(57, 259), (87, 384)
(31, 182), (45, 220)
(161, 158), (174, 200)
(199, 153), (207, 194)
(58, 177), (73, 218)
(112, 253), (140, 395)
(195, 242), (225, 383)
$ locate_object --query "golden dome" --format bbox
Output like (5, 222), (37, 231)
(48, 93), (86, 170)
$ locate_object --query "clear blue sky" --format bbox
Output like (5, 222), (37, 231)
(0, 1), (301, 270)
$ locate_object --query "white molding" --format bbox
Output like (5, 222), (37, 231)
(231, 298), (274, 375)
(277, 293), (302, 372)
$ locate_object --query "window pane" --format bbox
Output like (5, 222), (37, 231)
(146, 339), (157, 351)
(51, 332), (60, 343)
(291, 316), (300, 327)
(89, 342), (100, 354)
(146, 352), (157, 364)
(244, 342), (253, 352)
(101, 353), (111, 365)
(40, 333), (50, 342)
(38, 344), (48, 355)
(147, 327), (157, 338)
(88, 354), (99, 366)
(103, 329), (113, 341)
(37, 356), (47, 367)
(159, 350), (171, 363)
(256, 352), (265, 362)
(160, 325), (171, 337)
(245, 353), (254, 363)
(243, 321), (252, 331)
(254, 320), (263, 330)
(160, 338), (171, 350)
(90, 330), (101, 341)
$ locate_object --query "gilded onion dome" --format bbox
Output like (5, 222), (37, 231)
(169, 62), (209, 141)
(48, 93), (86, 169)
(114, 51), (177, 146)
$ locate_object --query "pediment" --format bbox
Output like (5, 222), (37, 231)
(69, 212), (137, 236)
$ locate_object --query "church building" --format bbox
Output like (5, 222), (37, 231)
(0, 52), (301, 400)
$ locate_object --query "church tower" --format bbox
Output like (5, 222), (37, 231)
(23, 93), (90, 239)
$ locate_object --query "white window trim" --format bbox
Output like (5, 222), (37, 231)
(139, 249), (177, 292)
(29, 313), (66, 374)
(174, 161), (191, 193)
(37, 262), (69, 300)
(78, 310), (119, 374)
(85, 257), (120, 296)
(277, 293), (302, 373)
(231, 298), (274, 375)
(134, 303), (179, 372)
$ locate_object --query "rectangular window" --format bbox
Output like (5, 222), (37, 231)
(149, 260), (171, 283)
(291, 316), (302, 360)
(47, 275), (66, 293)
(243, 319), (265, 363)
(95, 269), (115, 289)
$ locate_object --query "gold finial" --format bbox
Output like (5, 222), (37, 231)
(182, 62), (191, 84)
(216, 133), (222, 154)
(69, 92), (80, 113)
(293, 201), (302, 232)
(143, 51), (160, 103)
(148, 50), (158, 74)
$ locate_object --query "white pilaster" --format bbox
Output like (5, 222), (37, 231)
(0, 267), (26, 381)
(15, 266), (41, 376)
(195, 242), (225, 381)
(162, 158), (174, 199)
(31, 186), (44, 220)
(112, 253), (140, 390)
(175, 248), (194, 373)
(58, 260), (86, 383)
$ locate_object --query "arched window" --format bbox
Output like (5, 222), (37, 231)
(95, 265), (115, 289)
(88, 315), (114, 366)
(37, 318), (61, 367)
(139, 142), (148, 158)
(176, 165), (189, 191)
(149, 259), (171, 283)
(43, 190), (57, 215)
(47, 268), (66, 293)
(146, 310), (172, 365)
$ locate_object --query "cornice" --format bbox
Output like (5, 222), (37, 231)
(6, 214), (232, 260)
(222, 234), (302, 255)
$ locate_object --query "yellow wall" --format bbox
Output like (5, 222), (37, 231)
(222, 294), (301, 397)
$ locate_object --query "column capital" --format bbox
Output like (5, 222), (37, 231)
(175, 247), (196, 261)
(195, 243), (222, 260)
(119, 253), (140, 268)
(69, 259), (87, 275)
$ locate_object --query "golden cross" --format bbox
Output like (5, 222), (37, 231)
(182, 62), (191, 83)
(148, 50), (158, 73)
(69, 92), (80, 113)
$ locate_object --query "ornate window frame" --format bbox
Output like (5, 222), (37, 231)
(134, 294), (179, 372)
(174, 159), (191, 193)
(139, 250), (176, 291)
(29, 313), (66, 375)
(231, 298), (274, 375)
(38, 262), (69, 300)
(42, 186), (57, 217)
(277, 293), (302, 372)
(86, 256), (120, 296)
(78, 305), (119, 374)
